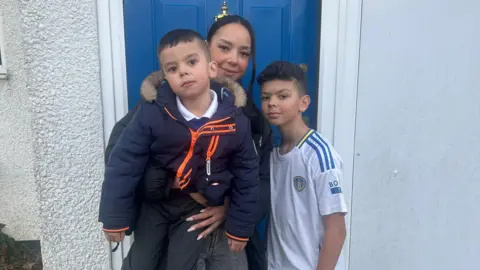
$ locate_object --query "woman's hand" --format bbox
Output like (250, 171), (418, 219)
(186, 203), (228, 240)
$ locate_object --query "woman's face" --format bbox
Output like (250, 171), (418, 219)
(209, 23), (252, 81)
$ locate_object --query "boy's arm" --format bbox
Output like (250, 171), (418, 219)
(225, 116), (260, 242)
(104, 102), (142, 164)
(99, 102), (153, 232)
(314, 167), (348, 269)
(104, 68), (163, 162)
(316, 213), (346, 270)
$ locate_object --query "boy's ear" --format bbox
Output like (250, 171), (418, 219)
(299, 94), (311, 113)
(208, 61), (219, 79)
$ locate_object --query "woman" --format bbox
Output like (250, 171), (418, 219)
(105, 15), (272, 270)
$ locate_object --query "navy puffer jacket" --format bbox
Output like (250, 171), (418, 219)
(99, 78), (260, 241)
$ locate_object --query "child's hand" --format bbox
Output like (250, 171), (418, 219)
(228, 238), (247, 252)
(104, 231), (125, 242)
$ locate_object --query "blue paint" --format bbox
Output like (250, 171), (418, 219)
(330, 187), (343, 194)
(123, 0), (319, 240)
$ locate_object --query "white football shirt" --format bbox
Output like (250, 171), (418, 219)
(267, 129), (348, 270)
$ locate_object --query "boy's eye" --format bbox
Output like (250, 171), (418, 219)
(167, 67), (177, 73)
(261, 96), (270, 101)
(279, 95), (288, 99)
(188, 59), (197, 66)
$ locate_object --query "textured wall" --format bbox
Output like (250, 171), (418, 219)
(350, 0), (480, 269)
(0, 0), (40, 241)
(1, 0), (110, 269)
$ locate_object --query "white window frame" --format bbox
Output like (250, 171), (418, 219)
(0, 12), (7, 79)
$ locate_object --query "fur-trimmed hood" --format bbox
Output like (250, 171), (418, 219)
(140, 70), (247, 108)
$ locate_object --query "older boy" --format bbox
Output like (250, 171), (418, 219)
(258, 61), (348, 270)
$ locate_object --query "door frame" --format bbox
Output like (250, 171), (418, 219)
(96, 1), (132, 269)
(318, 1), (363, 269)
(97, 0), (363, 269)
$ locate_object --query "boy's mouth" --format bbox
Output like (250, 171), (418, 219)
(181, 80), (195, 88)
(267, 112), (281, 118)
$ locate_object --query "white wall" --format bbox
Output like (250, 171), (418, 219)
(349, 0), (480, 269)
(0, 0), (109, 268)
(0, 0), (40, 241)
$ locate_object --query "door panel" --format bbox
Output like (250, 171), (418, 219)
(124, 1), (319, 140)
(124, 0), (225, 106)
(240, 0), (319, 143)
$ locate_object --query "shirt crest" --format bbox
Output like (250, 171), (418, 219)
(293, 176), (306, 192)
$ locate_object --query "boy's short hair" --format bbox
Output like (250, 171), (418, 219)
(256, 61), (307, 95)
(157, 29), (210, 62)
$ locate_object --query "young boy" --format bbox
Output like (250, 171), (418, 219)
(99, 29), (259, 269)
(257, 61), (348, 270)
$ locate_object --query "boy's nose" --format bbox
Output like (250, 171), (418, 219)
(268, 99), (277, 107)
(179, 67), (189, 76)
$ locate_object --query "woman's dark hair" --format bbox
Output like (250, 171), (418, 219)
(207, 15), (256, 94)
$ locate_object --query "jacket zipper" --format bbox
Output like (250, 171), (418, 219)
(164, 107), (235, 190)
(206, 135), (220, 176)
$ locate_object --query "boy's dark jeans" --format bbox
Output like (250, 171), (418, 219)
(121, 190), (204, 270)
(194, 226), (248, 270)
(122, 189), (256, 270)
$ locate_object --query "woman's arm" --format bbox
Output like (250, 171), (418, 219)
(255, 117), (273, 222)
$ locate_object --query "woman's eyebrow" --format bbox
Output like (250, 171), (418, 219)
(218, 39), (233, 46)
(218, 38), (250, 51)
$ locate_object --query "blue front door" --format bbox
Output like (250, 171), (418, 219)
(123, 0), (319, 241)
(123, 0), (320, 140)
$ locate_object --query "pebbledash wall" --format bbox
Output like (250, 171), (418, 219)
(0, 0), (109, 269)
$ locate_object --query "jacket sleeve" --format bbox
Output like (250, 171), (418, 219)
(99, 102), (153, 232)
(255, 118), (273, 223)
(104, 102), (141, 164)
(225, 115), (260, 242)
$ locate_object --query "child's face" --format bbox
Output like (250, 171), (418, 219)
(160, 41), (218, 99)
(260, 80), (310, 127)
